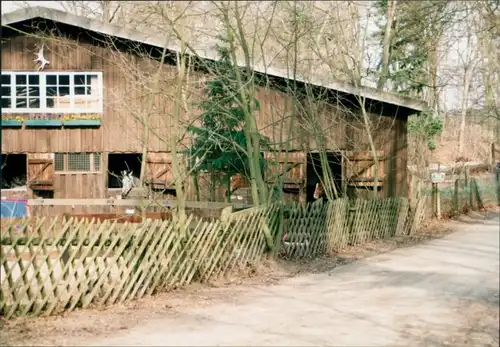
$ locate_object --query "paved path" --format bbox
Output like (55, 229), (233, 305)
(84, 213), (500, 346)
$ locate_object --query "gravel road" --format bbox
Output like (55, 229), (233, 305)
(84, 213), (499, 346)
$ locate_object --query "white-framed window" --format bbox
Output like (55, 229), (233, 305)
(54, 152), (101, 173)
(1, 71), (104, 114)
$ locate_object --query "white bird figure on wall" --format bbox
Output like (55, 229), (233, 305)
(34, 44), (50, 71)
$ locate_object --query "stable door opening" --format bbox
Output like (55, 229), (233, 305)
(107, 153), (143, 188)
(306, 152), (343, 202)
(1, 154), (27, 190)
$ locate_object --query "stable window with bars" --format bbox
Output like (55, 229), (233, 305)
(54, 152), (101, 173)
(1, 71), (104, 113)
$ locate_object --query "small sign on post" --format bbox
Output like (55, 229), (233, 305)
(431, 172), (446, 184)
(431, 171), (445, 219)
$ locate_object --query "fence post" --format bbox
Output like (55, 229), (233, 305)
(452, 179), (459, 214)
(463, 166), (473, 209)
(496, 165), (500, 206)
(432, 182), (441, 219)
(464, 165), (469, 185)
(395, 197), (409, 236)
(270, 203), (285, 259)
(471, 178), (484, 210)
(491, 143), (495, 172)
(347, 200), (356, 245)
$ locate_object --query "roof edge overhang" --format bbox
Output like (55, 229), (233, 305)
(2, 6), (428, 115)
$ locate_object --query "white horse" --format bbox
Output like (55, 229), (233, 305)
(121, 170), (139, 198)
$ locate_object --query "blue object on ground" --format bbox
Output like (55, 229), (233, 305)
(0, 200), (27, 218)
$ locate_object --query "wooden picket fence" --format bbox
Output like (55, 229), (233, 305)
(0, 206), (274, 319)
(0, 197), (425, 319)
(276, 197), (425, 258)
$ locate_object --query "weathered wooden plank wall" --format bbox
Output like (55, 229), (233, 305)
(2, 34), (406, 153)
(1, 29), (408, 200)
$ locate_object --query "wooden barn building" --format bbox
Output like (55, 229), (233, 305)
(1, 6), (427, 212)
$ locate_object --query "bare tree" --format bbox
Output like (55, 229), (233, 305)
(455, 3), (482, 156)
(377, 0), (397, 91)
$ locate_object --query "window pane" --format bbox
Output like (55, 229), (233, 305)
(28, 75), (39, 85)
(15, 75), (27, 85)
(29, 86), (40, 97)
(46, 75), (57, 85)
(55, 153), (65, 171)
(93, 153), (101, 171)
(68, 153), (90, 171)
(1, 75), (11, 85)
(1, 86), (10, 97)
(1, 98), (11, 108)
(46, 97), (55, 108)
(15, 98), (27, 108)
(46, 86), (57, 97)
(75, 87), (86, 95)
(58, 86), (70, 96)
(16, 86), (28, 96)
(28, 98), (40, 108)
(88, 86), (96, 96)
(88, 75), (98, 84)
(75, 75), (86, 85)
(59, 75), (70, 86)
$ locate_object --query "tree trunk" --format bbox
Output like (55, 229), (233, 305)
(210, 165), (216, 202)
(377, 0), (397, 91)
(358, 96), (380, 199)
(223, 2), (268, 205)
(458, 66), (474, 156)
(225, 174), (231, 203)
(192, 173), (200, 201)
(171, 30), (188, 222)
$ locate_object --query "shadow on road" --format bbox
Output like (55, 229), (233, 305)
(451, 210), (500, 225)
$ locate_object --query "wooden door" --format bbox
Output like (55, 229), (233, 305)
(344, 151), (386, 188)
(263, 152), (306, 187)
(28, 156), (55, 191)
(145, 153), (174, 189)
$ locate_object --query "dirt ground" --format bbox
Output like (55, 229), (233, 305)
(1, 210), (499, 347)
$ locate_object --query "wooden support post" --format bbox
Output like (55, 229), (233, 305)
(490, 143), (495, 172)
(464, 166), (473, 209)
(496, 165), (500, 206)
(220, 206), (233, 223)
(452, 179), (459, 214)
(436, 183), (441, 219)
(471, 178), (484, 210)
(432, 182), (441, 219)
